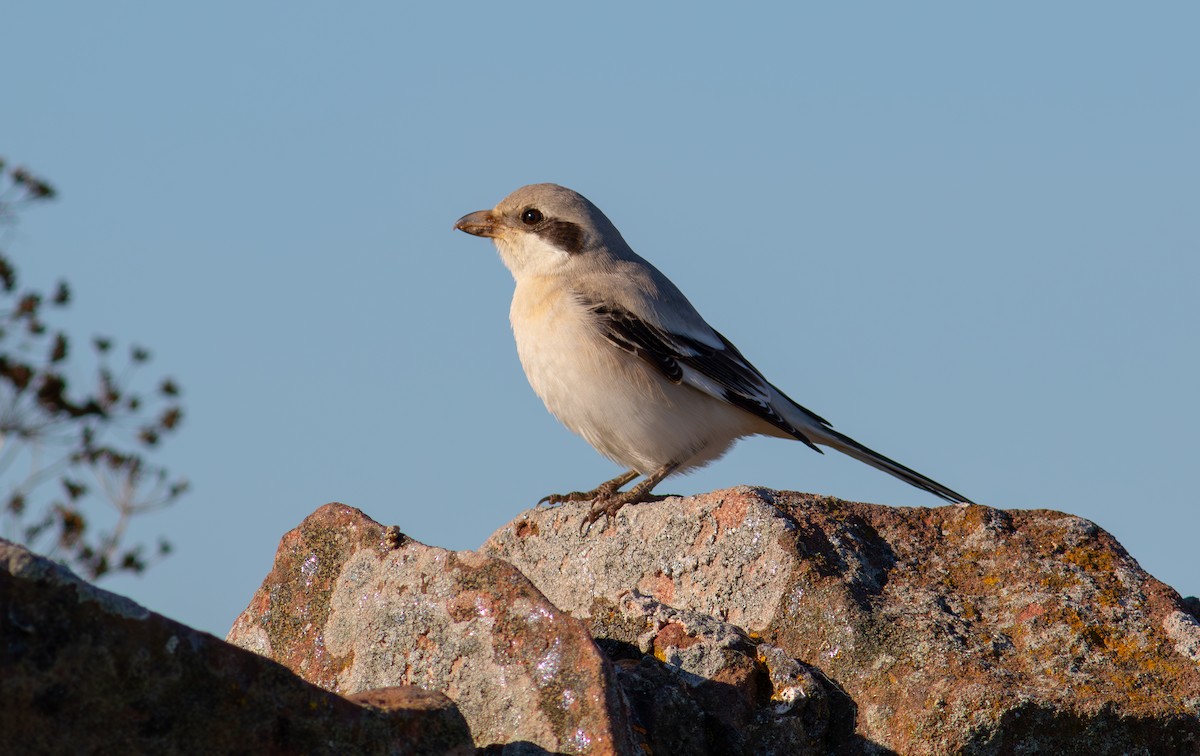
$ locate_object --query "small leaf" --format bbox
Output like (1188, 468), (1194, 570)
(52, 280), (70, 305)
(31, 179), (56, 200)
(120, 549), (146, 573)
(62, 478), (87, 501)
(55, 505), (86, 547)
(0, 357), (35, 391)
(91, 554), (109, 579)
(49, 333), (68, 363)
(159, 406), (182, 430)
(0, 254), (16, 292)
(17, 293), (40, 316)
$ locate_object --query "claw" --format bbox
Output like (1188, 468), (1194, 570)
(549, 466), (676, 535)
(585, 498), (621, 524)
(578, 515), (596, 536)
(577, 500), (621, 534)
(537, 491), (594, 508)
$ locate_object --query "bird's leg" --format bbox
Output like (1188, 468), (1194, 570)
(584, 462), (679, 525)
(538, 469), (640, 507)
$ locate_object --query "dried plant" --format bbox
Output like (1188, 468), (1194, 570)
(0, 159), (187, 579)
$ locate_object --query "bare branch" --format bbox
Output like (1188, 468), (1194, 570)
(0, 161), (187, 580)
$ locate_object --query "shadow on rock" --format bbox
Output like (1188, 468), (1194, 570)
(962, 705), (1200, 756)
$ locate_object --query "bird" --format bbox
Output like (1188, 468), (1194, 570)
(454, 183), (972, 524)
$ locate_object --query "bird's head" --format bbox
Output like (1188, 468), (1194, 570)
(454, 183), (628, 279)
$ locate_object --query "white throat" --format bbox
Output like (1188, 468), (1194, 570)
(494, 233), (573, 280)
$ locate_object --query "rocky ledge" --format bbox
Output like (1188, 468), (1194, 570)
(5, 487), (1200, 754)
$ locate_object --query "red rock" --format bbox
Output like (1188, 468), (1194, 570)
(227, 503), (636, 754)
(484, 487), (1200, 754)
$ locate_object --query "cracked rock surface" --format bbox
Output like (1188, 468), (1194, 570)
(485, 487), (1200, 754)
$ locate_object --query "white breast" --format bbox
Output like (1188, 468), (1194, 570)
(509, 277), (760, 474)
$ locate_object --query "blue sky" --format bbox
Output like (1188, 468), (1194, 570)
(5, 4), (1197, 635)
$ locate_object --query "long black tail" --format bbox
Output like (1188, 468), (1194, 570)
(816, 426), (973, 504)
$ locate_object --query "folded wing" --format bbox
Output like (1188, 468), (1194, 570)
(584, 300), (830, 451)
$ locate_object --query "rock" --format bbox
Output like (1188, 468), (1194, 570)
(0, 538), (472, 756)
(484, 487), (1200, 754)
(25, 485), (1193, 754)
(212, 489), (1200, 753)
(1183, 595), (1200, 619)
(599, 591), (847, 754)
(226, 503), (637, 755)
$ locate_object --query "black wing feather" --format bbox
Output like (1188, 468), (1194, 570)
(584, 300), (826, 451)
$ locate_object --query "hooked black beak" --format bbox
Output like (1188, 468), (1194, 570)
(454, 210), (499, 238)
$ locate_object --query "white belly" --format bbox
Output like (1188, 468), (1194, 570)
(509, 278), (757, 474)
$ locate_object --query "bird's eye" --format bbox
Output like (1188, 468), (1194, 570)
(521, 208), (543, 225)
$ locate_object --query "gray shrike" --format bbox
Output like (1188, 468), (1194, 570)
(455, 183), (971, 523)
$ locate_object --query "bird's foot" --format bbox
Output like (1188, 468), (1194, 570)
(581, 491), (668, 529)
(538, 470), (640, 508)
(577, 462), (678, 534)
